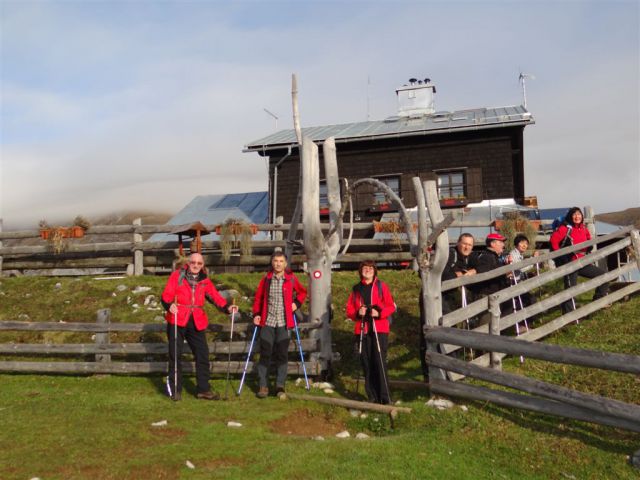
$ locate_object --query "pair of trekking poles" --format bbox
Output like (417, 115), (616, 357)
(237, 310), (310, 395)
(355, 306), (391, 404)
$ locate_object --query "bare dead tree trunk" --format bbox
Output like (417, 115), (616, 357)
(285, 74), (304, 263)
(301, 136), (342, 378)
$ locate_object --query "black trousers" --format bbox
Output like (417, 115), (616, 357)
(562, 264), (609, 314)
(358, 331), (390, 404)
(166, 316), (211, 396)
(257, 325), (290, 389)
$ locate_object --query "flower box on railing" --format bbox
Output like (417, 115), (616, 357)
(39, 226), (85, 240)
(214, 224), (258, 235)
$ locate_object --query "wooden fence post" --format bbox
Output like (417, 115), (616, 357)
(133, 218), (143, 276)
(489, 294), (502, 370)
(630, 230), (640, 271)
(0, 218), (3, 276)
(274, 216), (283, 242)
(95, 309), (111, 364)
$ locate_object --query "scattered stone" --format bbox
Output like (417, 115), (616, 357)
(460, 405), (468, 412)
(18, 314), (30, 320)
(64, 300), (71, 304)
(560, 473), (576, 479)
(426, 398), (455, 410)
(185, 460), (195, 469)
(30, 477), (41, 480)
(359, 413), (368, 419)
(24, 293), (32, 298)
(91, 334), (96, 341)
(132, 286), (152, 294)
(335, 431), (350, 439)
(54, 282), (62, 289)
(312, 381), (334, 390)
(227, 421), (242, 428)
(355, 433), (370, 440)
(154, 316), (165, 322)
(111, 292), (117, 297)
(132, 304), (139, 309)
(295, 378), (303, 386)
(349, 409), (361, 417)
(144, 295), (156, 306)
(126, 296), (132, 304)
(323, 388), (334, 394)
(151, 420), (168, 427)
(631, 449), (640, 469)
(395, 400), (402, 405)
(0, 291), (5, 296)
(116, 285), (127, 292)
(313, 436), (325, 441)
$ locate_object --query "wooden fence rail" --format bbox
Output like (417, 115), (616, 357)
(0, 309), (322, 376)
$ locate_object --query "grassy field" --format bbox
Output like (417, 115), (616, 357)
(0, 271), (639, 479)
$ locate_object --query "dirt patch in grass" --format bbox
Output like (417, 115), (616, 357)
(269, 408), (346, 437)
(148, 426), (188, 440)
(197, 456), (247, 469)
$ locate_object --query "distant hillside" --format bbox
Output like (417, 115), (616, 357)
(596, 207), (640, 228)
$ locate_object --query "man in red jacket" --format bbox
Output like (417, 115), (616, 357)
(252, 251), (307, 398)
(346, 260), (396, 404)
(161, 253), (238, 401)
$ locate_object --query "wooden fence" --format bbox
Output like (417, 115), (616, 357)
(0, 309), (322, 376)
(424, 227), (640, 432)
(0, 217), (562, 276)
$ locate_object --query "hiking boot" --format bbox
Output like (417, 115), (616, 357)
(257, 387), (269, 399)
(197, 391), (220, 400)
(276, 386), (286, 399)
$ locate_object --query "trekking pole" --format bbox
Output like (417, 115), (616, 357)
(173, 295), (178, 399)
(355, 314), (365, 395)
(237, 325), (259, 395)
(511, 274), (529, 332)
(370, 314), (391, 404)
(224, 299), (236, 400)
(293, 310), (310, 390)
(510, 277), (525, 364)
(460, 287), (473, 359)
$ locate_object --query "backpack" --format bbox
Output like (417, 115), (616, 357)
(551, 213), (574, 266)
(354, 280), (397, 324)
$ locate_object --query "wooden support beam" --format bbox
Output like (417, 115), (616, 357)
(286, 393), (412, 414)
(430, 379), (640, 433)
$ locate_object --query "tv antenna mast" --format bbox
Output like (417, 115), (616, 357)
(263, 108), (279, 130)
(518, 72), (535, 109)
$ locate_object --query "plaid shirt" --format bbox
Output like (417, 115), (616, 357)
(265, 275), (286, 328)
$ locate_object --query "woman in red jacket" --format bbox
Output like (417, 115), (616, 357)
(252, 251), (307, 398)
(346, 260), (396, 404)
(550, 207), (609, 314)
(161, 252), (237, 401)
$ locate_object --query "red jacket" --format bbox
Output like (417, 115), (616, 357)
(550, 223), (591, 261)
(346, 278), (395, 334)
(161, 267), (229, 330)
(252, 270), (307, 329)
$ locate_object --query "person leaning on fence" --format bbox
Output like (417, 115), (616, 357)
(508, 234), (538, 310)
(470, 232), (512, 325)
(550, 206), (609, 314)
(252, 251), (307, 399)
(346, 260), (396, 404)
(161, 252), (238, 401)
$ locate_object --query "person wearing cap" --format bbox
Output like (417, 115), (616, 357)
(470, 232), (512, 324)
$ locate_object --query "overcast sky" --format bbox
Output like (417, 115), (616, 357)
(1, 0), (638, 229)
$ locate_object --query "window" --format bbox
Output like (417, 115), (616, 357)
(319, 181), (328, 208)
(437, 170), (466, 200)
(373, 176), (400, 204)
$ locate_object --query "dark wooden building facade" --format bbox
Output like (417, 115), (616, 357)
(245, 84), (534, 224)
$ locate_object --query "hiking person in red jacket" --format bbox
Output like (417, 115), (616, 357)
(161, 252), (238, 401)
(346, 260), (396, 404)
(550, 207), (609, 313)
(252, 251), (307, 398)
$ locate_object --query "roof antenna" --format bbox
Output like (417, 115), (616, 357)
(518, 71), (535, 109)
(366, 75), (371, 121)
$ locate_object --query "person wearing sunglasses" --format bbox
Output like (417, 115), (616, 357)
(161, 252), (238, 401)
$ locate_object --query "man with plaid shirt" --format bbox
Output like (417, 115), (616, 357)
(252, 251), (307, 398)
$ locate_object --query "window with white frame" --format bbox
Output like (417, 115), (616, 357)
(436, 170), (466, 199)
(373, 175), (400, 204)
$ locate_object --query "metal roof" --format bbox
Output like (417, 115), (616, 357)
(147, 191), (269, 243)
(245, 105), (534, 152)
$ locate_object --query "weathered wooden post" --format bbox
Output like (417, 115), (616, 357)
(488, 294), (502, 370)
(133, 218), (143, 276)
(301, 136), (342, 378)
(630, 230), (640, 271)
(95, 309), (111, 364)
(274, 216), (284, 242)
(0, 218), (3, 276)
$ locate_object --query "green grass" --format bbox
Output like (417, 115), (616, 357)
(0, 272), (639, 479)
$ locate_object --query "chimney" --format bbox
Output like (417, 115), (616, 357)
(396, 78), (436, 117)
